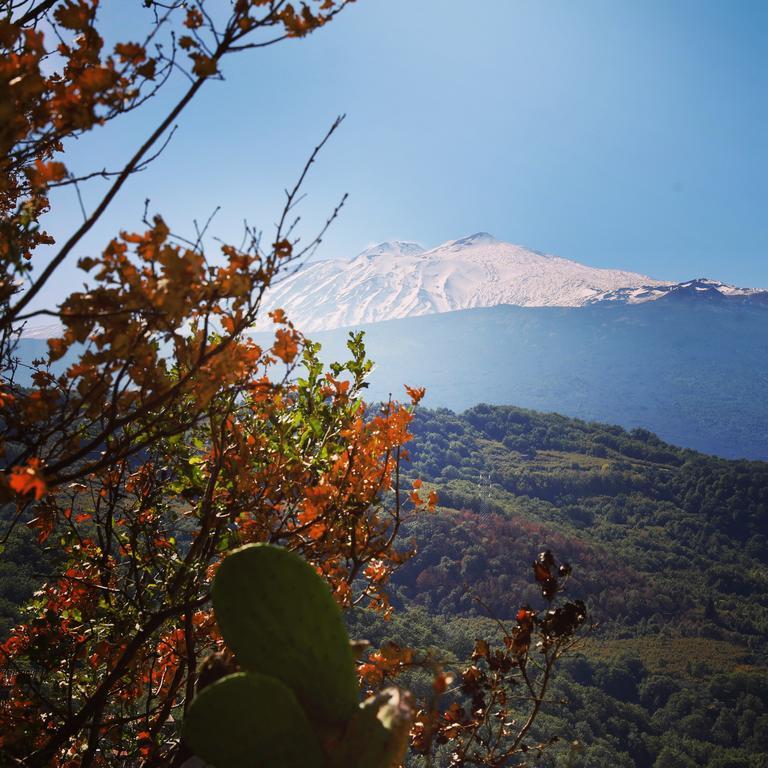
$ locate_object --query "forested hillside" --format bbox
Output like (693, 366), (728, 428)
(4, 403), (767, 766)
(351, 405), (768, 767)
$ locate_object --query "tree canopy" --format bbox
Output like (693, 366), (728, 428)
(0, 2), (429, 764)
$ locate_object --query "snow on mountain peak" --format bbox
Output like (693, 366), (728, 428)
(356, 240), (425, 259)
(450, 232), (499, 247)
(588, 278), (768, 306)
(253, 235), (666, 332)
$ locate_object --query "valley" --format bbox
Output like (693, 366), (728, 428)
(350, 404), (768, 768)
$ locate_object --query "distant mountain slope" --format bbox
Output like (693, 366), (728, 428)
(254, 233), (663, 331)
(288, 300), (768, 460)
(589, 277), (768, 306)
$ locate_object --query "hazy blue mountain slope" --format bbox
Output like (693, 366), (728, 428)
(14, 297), (768, 460)
(297, 300), (768, 460)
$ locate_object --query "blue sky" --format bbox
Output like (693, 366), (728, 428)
(41, 0), (768, 310)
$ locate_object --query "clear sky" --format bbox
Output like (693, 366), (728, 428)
(41, 0), (768, 311)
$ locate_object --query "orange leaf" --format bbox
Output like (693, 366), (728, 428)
(29, 159), (68, 187)
(272, 328), (298, 364)
(47, 337), (69, 362)
(184, 8), (204, 28)
(9, 458), (47, 500)
(54, 0), (92, 31)
(273, 239), (293, 259)
(191, 53), (217, 77)
(221, 315), (236, 334)
(404, 385), (426, 405)
(114, 42), (146, 64)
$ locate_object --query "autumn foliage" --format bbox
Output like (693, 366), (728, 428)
(0, 1), (431, 764)
(0, 2), (586, 766)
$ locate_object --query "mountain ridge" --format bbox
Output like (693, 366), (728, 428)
(21, 236), (767, 338)
(253, 234), (665, 332)
(588, 277), (768, 307)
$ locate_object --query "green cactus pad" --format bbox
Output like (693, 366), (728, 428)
(213, 544), (359, 725)
(333, 688), (415, 768)
(182, 672), (324, 768)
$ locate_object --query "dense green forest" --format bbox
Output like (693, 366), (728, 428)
(3, 404), (767, 766)
(350, 404), (768, 767)
(0, 518), (57, 639)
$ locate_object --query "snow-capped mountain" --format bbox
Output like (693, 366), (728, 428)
(19, 322), (64, 339)
(254, 233), (665, 331)
(588, 278), (768, 306)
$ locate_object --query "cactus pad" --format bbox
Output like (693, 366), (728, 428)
(333, 688), (416, 768)
(182, 672), (324, 768)
(212, 544), (359, 726)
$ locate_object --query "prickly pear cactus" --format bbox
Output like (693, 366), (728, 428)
(212, 543), (358, 726)
(182, 672), (324, 768)
(183, 543), (414, 768)
(333, 687), (416, 768)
